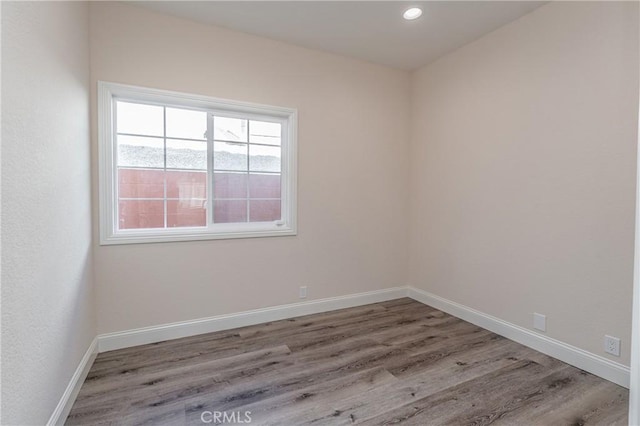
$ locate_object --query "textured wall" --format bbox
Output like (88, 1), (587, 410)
(1, 2), (94, 424)
(409, 1), (639, 366)
(90, 2), (411, 334)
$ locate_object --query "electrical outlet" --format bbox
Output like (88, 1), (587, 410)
(299, 286), (307, 299)
(604, 335), (621, 357)
(533, 313), (546, 332)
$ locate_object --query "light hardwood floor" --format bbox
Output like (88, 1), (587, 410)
(66, 299), (628, 425)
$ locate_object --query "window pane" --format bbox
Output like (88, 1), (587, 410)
(250, 120), (281, 145)
(166, 170), (206, 199)
(166, 107), (206, 140)
(118, 200), (164, 229)
(250, 200), (281, 222)
(214, 200), (247, 223)
(166, 139), (206, 170)
(167, 200), (206, 228)
(214, 116), (247, 142)
(117, 101), (164, 137)
(249, 173), (280, 199)
(249, 145), (281, 172)
(119, 168), (164, 199)
(214, 142), (247, 171)
(214, 172), (247, 199)
(117, 135), (164, 168)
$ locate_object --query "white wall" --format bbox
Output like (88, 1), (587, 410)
(1, 2), (638, 421)
(409, 1), (639, 366)
(90, 2), (411, 334)
(1, 2), (94, 424)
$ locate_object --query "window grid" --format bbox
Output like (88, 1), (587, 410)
(118, 132), (207, 144)
(118, 166), (207, 172)
(118, 197), (276, 201)
(209, 114), (283, 225)
(116, 103), (210, 230)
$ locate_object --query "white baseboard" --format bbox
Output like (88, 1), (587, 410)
(407, 287), (630, 388)
(93, 284), (629, 389)
(97, 287), (409, 352)
(46, 337), (98, 426)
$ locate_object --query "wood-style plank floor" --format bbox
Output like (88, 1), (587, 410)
(66, 299), (628, 425)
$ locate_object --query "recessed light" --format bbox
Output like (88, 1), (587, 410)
(403, 7), (423, 21)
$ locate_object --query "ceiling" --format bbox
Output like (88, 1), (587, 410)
(131, 1), (545, 71)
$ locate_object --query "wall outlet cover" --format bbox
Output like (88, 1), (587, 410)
(533, 312), (546, 332)
(604, 335), (621, 357)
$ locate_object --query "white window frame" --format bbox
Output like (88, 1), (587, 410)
(98, 81), (297, 245)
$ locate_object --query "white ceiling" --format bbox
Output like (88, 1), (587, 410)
(131, 1), (545, 71)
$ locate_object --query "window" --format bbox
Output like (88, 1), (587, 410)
(98, 82), (297, 244)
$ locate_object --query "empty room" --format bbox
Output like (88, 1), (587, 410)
(2, 1), (640, 425)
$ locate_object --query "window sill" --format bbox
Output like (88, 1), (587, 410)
(99, 224), (297, 245)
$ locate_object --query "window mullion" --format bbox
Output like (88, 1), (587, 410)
(246, 120), (251, 223)
(207, 113), (214, 227)
(163, 107), (168, 229)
